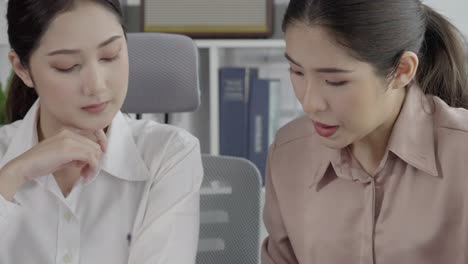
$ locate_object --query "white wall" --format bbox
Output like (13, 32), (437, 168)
(425, 0), (468, 37)
(0, 0), (9, 87)
(0, 0), (5, 44)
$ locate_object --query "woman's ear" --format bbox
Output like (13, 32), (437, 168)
(389, 51), (419, 89)
(8, 50), (34, 88)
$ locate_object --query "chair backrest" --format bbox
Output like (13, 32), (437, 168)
(122, 32), (200, 113)
(198, 155), (262, 264)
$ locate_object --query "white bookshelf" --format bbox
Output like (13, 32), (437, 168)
(194, 39), (286, 155)
(195, 39), (285, 49)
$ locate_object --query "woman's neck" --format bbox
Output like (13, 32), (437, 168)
(350, 125), (393, 176)
(351, 89), (407, 176)
(37, 106), (61, 142)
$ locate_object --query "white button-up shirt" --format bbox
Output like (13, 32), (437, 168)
(0, 101), (203, 264)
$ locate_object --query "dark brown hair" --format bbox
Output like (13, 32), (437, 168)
(283, 0), (468, 108)
(6, 0), (125, 123)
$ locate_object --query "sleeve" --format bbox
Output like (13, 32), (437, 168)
(261, 144), (299, 264)
(127, 133), (203, 264)
(0, 193), (21, 237)
(0, 124), (22, 237)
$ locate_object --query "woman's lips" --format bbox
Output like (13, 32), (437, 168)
(81, 102), (108, 114)
(313, 121), (339, 138)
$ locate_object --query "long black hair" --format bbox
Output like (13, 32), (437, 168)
(283, 0), (468, 108)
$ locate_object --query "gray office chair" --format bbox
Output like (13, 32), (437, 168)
(123, 32), (262, 264)
(197, 155), (262, 264)
(122, 32), (200, 117)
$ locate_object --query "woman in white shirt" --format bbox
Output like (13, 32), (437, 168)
(0, 0), (203, 263)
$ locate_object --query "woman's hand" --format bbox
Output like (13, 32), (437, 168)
(0, 129), (107, 200)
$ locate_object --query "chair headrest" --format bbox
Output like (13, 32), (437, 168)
(122, 32), (200, 113)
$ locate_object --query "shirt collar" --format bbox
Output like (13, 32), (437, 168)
(0, 100), (40, 169)
(386, 85), (438, 177)
(0, 100), (150, 182)
(311, 85), (438, 186)
(101, 111), (150, 181)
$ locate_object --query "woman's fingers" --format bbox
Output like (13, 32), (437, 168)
(94, 129), (107, 152)
(58, 146), (101, 178)
(16, 128), (107, 182)
(61, 127), (107, 153)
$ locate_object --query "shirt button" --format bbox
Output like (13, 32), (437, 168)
(64, 212), (73, 222)
(63, 253), (73, 263)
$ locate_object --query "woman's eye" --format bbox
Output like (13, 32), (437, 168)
(55, 65), (79, 73)
(288, 68), (304, 76)
(100, 54), (119, 62)
(326, 80), (348, 86)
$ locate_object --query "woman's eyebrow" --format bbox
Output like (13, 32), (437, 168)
(47, 35), (122, 56)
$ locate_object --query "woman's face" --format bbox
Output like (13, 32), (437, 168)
(284, 22), (407, 149)
(13, 0), (128, 133)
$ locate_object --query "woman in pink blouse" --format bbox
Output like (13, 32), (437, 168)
(262, 0), (468, 263)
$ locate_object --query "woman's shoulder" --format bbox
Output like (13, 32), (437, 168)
(125, 117), (198, 148)
(269, 115), (328, 174)
(274, 115), (321, 148)
(432, 97), (468, 163)
(0, 120), (24, 154)
(434, 97), (468, 135)
(429, 98), (468, 179)
(123, 117), (200, 176)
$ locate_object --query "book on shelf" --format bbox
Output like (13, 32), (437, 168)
(257, 63), (304, 129)
(219, 67), (284, 184)
(247, 78), (270, 181)
(219, 67), (258, 159)
(225, 48), (303, 128)
(267, 79), (281, 146)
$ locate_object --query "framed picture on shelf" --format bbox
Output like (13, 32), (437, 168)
(141, 0), (274, 38)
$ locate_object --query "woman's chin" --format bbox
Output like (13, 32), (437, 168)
(73, 118), (112, 133)
(318, 136), (350, 150)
